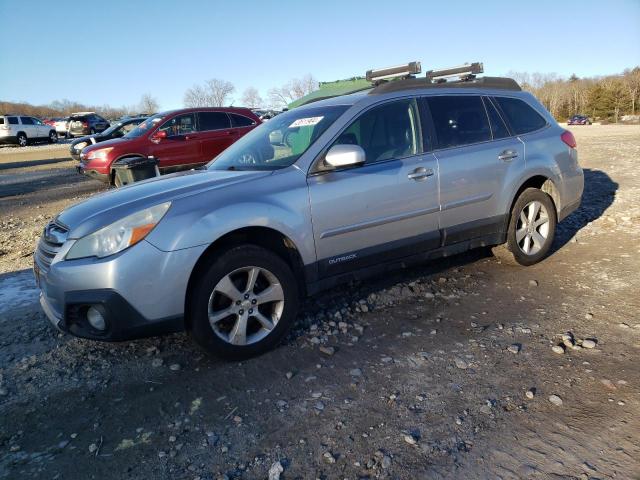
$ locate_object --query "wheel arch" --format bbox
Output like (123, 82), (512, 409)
(184, 226), (307, 330)
(507, 175), (560, 220)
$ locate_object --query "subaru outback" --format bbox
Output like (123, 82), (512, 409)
(34, 62), (583, 359)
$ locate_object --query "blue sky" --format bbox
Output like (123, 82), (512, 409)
(0, 0), (638, 110)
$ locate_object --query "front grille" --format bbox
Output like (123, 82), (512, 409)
(35, 221), (68, 272)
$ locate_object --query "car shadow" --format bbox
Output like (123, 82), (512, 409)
(552, 167), (618, 252)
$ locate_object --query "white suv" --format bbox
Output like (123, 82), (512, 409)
(0, 115), (58, 147)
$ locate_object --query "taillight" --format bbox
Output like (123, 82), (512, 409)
(561, 130), (576, 149)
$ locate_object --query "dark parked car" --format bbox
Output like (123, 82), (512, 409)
(78, 107), (261, 185)
(69, 117), (147, 160)
(568, 114), (591, 125)
(68, 112), (110, 137)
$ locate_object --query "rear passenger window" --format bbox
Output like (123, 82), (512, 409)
(20, 117), (34, 125)
(333, 99), (421, 164)
(198, 112), (231, 131)
(427, 96), (491, 149)
(8, 117), (18, 125)
(483, 97), (510, 139)
(229, 113), (256, 127)
(494, 97), (546, 134)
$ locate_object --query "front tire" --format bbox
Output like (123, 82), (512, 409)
(48, 131), (58, 143)
(17, 133), (27, 147)
(188, 245), (299, 359)
(492, 188), (557, 266)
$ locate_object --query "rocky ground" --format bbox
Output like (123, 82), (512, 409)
(0, 125), (639, 479)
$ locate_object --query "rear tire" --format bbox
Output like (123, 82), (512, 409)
(492, 188), (557, 266)
(17, 133), (27, 147)
(187, 244), (299, 360)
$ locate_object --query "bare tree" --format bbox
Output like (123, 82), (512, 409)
(183, 79), (235, 107)
(206, 79), (235, 106)
(622, 67), (640, 115)
(241, 87), (263, 109)
(183, 84), (209, 107)
(138, 94), (159, 113)
(268, 74), (318, 109)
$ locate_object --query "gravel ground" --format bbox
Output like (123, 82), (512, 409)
(0, 125), (639, 479)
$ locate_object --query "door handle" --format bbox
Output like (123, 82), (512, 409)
(408, 167), (434, 181)
(185, 134), (199, 140)
(498, 150), (518, 161)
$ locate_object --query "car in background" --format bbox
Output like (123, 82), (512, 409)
(54, 117), (71, 137)
(0, 114), (58, 146)
(43, 117), (59, 127)
(70, 116), (147, 160)
(568, 114), (591, 125)
(78, 107), (260, 185)
(68, 112), (110, 137)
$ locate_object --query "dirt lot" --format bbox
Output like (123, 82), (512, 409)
(0, 125), (639, 479)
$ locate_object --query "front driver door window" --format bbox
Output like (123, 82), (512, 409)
(307, 98), (440, 278)
(158, 113), (196, 137)
(152, 113), (200, 168)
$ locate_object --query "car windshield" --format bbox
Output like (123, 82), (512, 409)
(124, 112), (167, 138)
(101, 122), (124, 135)
(207, 105), (349, 171)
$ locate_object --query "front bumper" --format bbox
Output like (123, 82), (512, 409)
(35, 239), (208, 342)
(77, 161), (110, 183)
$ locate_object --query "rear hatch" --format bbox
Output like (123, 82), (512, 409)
(69, 116), (88, 133)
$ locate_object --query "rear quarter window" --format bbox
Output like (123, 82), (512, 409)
(229, 113), (256, 127)
(494, 97), (547, 134)
(0, 118), (4, 125)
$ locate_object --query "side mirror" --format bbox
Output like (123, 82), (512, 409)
(324, 144), (365, 169)
(151, 130), (167, 143)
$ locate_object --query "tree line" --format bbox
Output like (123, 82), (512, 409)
(3, 67), (638, 122)
(0, 94), (160, 120)
(508, 67), (640, 122)
(182, 74), (318, 110)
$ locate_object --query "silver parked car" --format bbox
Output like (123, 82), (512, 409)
(34, 63), (583, 359)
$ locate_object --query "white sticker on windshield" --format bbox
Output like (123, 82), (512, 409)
(289, 116), (324, 128)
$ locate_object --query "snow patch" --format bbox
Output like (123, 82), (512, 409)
(0, 270), (40, 315)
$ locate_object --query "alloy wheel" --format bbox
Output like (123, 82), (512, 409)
(208, 266), (284, 346)
(516, 200), (550, 255)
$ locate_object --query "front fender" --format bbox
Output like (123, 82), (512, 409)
(145, 170), (316, 266)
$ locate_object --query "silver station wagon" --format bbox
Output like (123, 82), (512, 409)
(34, 62), (583, 358)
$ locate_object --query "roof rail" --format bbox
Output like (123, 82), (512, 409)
(369, 76), (521, 95)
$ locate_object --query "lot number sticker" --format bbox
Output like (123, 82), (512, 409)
(289, 116), (324, 128)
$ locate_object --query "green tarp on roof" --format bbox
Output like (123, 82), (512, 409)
(288, 78), (370, 109)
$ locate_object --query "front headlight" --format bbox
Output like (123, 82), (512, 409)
(86, 147), (113, 161)
(75, 141), (88, 151)
(66, 202), (171, 260)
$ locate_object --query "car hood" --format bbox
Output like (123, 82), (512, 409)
(71, 135), (97, 145)
(57, 169), (271, 239)
(82, 136), (131, 152)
